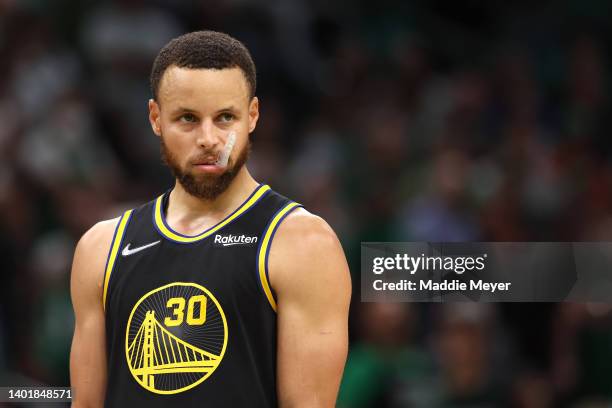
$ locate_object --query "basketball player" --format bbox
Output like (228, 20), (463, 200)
(70, 31), (351, 407)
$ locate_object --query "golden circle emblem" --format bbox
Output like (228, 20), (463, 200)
(125, 282), (228, 394)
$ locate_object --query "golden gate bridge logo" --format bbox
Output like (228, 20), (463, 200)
(125, 282), (228, 394)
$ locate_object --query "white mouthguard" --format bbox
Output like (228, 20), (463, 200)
(216, 131), (236, 168)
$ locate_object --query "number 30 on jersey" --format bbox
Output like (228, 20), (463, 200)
(164, 295), (207, 326)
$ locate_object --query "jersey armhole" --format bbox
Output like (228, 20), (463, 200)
(256, 202), (303, 312)
(102, 209), (134, 312)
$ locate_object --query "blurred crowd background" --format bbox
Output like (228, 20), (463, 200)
(1, 0), (612, 407)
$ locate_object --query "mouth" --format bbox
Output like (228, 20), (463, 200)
(192, 158), (224, 174)
(193, 159), (217, 166)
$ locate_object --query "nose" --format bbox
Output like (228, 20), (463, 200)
(195, 119), (220, 149)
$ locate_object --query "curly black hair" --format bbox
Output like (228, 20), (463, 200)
(150, 30), (256, 101)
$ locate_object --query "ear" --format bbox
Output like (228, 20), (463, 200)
(148, 99), (162, 137)
(248, 96), (259, 134)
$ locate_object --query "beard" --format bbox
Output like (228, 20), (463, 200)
(160, 136), (250, 200)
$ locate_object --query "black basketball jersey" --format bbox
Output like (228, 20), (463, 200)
(102, 183), (302, 407)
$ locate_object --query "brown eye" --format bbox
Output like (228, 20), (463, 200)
(218, 113), (234, 123)
(180, 113), (197, 123)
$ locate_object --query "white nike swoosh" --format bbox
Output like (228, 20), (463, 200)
(121, 240), (161, 256)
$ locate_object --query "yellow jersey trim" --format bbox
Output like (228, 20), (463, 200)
(257, 202), (302, 312)
(103, 209), (133, 311)
(153, 184), (271, 243)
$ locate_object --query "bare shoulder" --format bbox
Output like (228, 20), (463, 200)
(71, 217), (122, 301)
(76, 217), (122, 266)
(268, 207), (351, 297)
(80, 217), (121, 245)
(276, 207), (338, 244)
(271, 207), (343, 262)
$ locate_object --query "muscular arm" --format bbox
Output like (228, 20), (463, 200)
(70, 218), (120, 408)
(269, 209), (351, 407)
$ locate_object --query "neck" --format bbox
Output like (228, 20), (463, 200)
(166, 166), (259, 234)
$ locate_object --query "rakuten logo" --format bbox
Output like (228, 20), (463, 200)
(214, 234), (258, 247)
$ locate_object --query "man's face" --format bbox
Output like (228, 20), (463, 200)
(148, 66), (259, 199)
